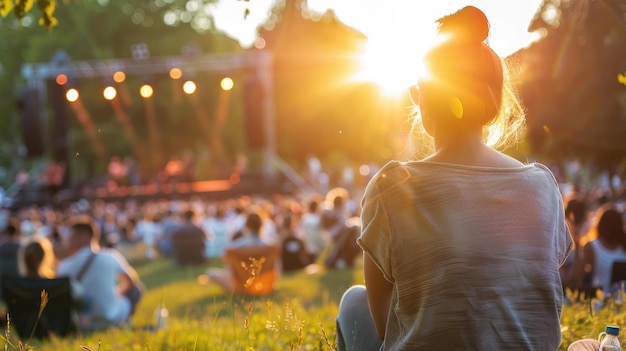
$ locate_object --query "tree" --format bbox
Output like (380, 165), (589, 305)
(0, 0), (57, 31)
(516, 0), (626, 183)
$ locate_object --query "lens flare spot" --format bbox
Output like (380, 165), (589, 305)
(197, 274), (209, 285)
(359, 164), (371, 177)
(543, 125), (553, 136)
(449, 97), (463, 119)
(618, 72), (626, 86)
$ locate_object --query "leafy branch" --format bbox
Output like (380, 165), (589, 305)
(0, 0), (58, 31)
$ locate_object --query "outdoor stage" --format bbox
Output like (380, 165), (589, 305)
(8, 172), (295, 209)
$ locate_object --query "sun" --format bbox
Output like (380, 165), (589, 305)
(354, 35), (427, 97)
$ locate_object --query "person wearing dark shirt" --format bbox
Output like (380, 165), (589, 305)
(279, 215), (311, 272)
(0, 218), (22, 280)
(0, 218), (21, 324)
(171, 210), (206, 266)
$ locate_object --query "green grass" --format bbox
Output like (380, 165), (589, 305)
(3, 256), (626, 350)
(1, 256), (362, 351)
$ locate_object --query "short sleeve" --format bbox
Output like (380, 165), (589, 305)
(534, 163), (574, 266)
(557, 199), (574, 266)
(552, 180), (574, 266)
(358, 169), (394, 283)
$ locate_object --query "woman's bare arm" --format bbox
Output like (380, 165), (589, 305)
(363, 252), (393, 339)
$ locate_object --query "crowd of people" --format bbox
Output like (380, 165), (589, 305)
(0, 174), (623, 337)
(0, 186), (364, 334)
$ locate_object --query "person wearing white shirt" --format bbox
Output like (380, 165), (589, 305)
(56, 220), (143, 331)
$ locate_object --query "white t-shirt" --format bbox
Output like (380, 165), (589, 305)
(589, 239), (626, 294)
(57, 247), (134, 329)
(300, 213), (326, 254)
(203, 217), (230, 258)
(135, 220), (163, 245)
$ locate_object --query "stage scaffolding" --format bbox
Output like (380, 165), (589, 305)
(20, 49), (278, 180)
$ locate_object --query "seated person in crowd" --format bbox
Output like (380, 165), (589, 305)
(300, 198), (327, 262)
(208, 212), (278, 295)
(56, 218), (144, 331)
(171, 210), (206, 266)
(1, 235), (55, 327)
(324, 216), (362, 270)
(567, 205), (626, 350)
(566, 203), (626, 297)
(280, 215), (311, 272)
(0, 218), (22, 270)
(0, 218), (22, 297)
(18, 237), (57, 279)
(228, 212), (270, 249)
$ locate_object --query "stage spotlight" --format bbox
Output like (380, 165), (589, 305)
(113, 71), (126, 83)
(56, 74), (68, 86)
(140, 84), (154, 98)
(183, 80), (197, 95)
(66, 88), (79, 102)
(103, 86), (117, 100)
(220, 77), (234, 91)
(169, 67), (183, 80)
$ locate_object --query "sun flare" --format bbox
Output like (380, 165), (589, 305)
(354, 36), (427, 97)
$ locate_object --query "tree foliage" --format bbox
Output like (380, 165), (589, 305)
(517, 0), (626, 177)
(0, 0), (58, 31)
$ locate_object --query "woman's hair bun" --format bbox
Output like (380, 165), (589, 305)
(435, 6), (490, 43)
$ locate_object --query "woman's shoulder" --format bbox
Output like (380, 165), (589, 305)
(369, 160), (412, 183)
(363, 161), (424, 205)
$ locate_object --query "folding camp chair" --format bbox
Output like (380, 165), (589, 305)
(1, 275), (78, 339)
(224, 245), (278, 296)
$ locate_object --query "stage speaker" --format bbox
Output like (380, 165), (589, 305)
(16, 87), (45, 158)
(48, 82), (71, 187)
(242, 75), (267, 149)
(48, 82), (71, 162)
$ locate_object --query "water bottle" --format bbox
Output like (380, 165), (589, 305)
(154, 304), (169, 330)
(599, 325), (621, 351)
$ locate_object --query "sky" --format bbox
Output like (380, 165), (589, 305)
(209, 0), (544, 57)
(208, 0), (545, 93)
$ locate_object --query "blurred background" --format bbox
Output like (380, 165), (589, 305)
(0, 0), (624, 207)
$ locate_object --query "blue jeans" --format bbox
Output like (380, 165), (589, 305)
(336, 285), (383, 351)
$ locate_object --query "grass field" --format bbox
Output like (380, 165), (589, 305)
(1, 255), (361, 351)
(3, 254), (626, 351)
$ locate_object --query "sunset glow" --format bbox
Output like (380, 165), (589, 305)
(354, 35), (430, 96)
(209, 1), (542, 97)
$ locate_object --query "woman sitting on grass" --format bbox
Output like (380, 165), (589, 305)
(18, 236), (57, 279)
(207, 212), (278, 295)
(565, 203), (626, 299)
(336, 6), (572, 350)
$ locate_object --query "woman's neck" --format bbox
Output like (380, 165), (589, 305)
(427, 128), (486, 163)
(426, 128), (522, 168)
